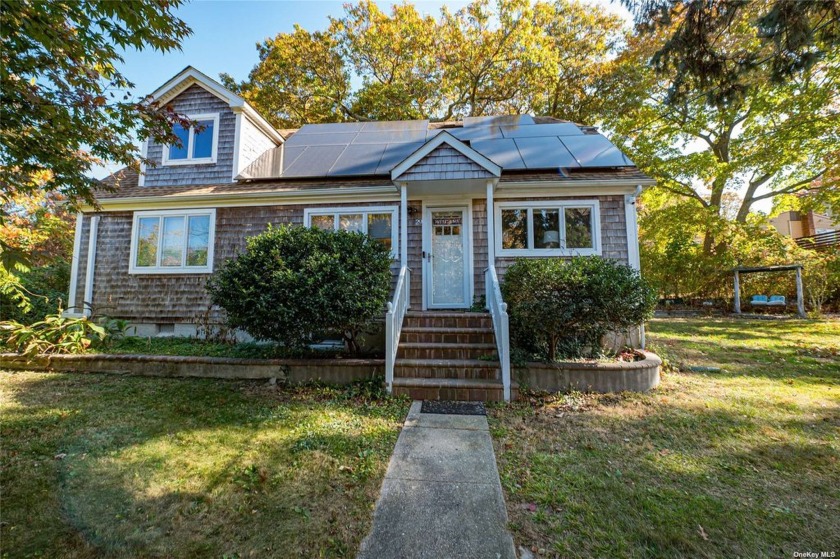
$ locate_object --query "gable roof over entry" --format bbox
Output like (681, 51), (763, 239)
(391, 131), (501, 182)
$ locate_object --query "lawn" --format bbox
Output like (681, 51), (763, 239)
(0, 373), (409, 558)
(490, 317), (840, 558)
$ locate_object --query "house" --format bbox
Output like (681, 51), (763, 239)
(66, 67), (654, 401)
(770, 208), (839, 250)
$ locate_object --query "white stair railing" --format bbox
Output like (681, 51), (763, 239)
(385, 266), (410, 394)
(485, 266), (512, 401)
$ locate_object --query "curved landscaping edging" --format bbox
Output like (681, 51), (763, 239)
(514, 350), (661, 393)
(0, 353), (384, 385)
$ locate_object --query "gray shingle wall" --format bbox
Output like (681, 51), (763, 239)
(84, 202), (402, 323)
(472, 199), (488, 301)
(238, 116), (277, 176)
(401, 146), (494, 181)
(494, 195), (629, 281)
(144, 85), (236, 187)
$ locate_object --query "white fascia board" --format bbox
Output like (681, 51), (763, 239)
(391, 131), (502, 180)
(84, 185), (400, 212)
(150, 66), (244, 106)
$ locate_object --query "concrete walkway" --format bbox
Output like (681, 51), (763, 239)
(357, 401), (517, 559)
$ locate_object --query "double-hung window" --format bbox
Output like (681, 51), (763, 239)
(495, 200), (601, 256)
(129, 209), (216, 273)
(304, 206), (398, 255)
(162, 113), (219, 165)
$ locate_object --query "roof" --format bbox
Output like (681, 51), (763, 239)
(238, 115), (640, 181)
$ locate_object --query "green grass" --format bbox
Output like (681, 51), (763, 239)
(0, 374), (409, 558)
(490, 317), (840, 558)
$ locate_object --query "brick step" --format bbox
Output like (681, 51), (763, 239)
(401, 327), (496, 345)
(404, 311), (492, 329)
(397, 342), (498, 361)
(395, 358), (500, 380)
(392, 377), (517, 402)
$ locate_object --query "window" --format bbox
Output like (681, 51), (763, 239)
(495, 200), (600, 256)
(130, 209), (215, 273)
(304, 207), (398, 254)
(162, 113), (219, 165)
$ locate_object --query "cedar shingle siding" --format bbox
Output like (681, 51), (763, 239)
(144, 85), (236, 187)
(401, 145), (494, 181)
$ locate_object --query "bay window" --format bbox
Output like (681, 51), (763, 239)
(130, 209), (215, 273)
(496, 200), (600, 256)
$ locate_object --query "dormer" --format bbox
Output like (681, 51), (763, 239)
(140, 67), (283, 188)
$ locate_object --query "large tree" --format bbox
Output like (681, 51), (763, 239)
(605, 15), (840, 253)
(0, 0), (192, 213)
(227, 0), (625, 127)
(622, 0), (840, 105)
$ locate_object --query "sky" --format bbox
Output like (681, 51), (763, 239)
(93, 0), (633, 178)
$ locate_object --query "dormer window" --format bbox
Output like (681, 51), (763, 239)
(162, 113), (219, 165)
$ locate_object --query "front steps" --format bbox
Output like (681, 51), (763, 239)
(392, 311), (516, 402)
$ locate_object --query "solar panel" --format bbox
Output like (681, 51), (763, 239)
(463, 115), (535, 127)
(361, 120), (429, 131)
(500, 122), (583, 138)
(450, 126), (504, 141)
(328, 143), (387, 176)
(559, 135), (634, 167)
(281, 145), (347, 177)
(470, 139), (526, 169)
(354, 129), (427, 144)
(375, 141), (425, 175)
(285, 132), (358, 146)
(293, 122), (365, 135)
(514, 137), (580, 169)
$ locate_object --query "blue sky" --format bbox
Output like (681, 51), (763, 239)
(95, 0), (632, 178)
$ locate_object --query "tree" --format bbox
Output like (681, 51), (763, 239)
(228, 0), (626, 126)
(622, 0), (840, 105)
(604, 17), (840, 254)
(0, 0), (192, 213)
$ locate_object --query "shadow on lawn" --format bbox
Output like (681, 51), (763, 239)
(494, 398), (840, 558)
(2, 372), (406, 559)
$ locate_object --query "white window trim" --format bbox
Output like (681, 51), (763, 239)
(495, 199), (602, 257)
(304, 206), (399, 257)
(129, 208), (216, 274)
(161, 113), (220, 166)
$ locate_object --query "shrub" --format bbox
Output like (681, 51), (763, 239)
(207, 224), (393, 352)
(0, 260), (70, 322)
(502, 257), (657, 360)
(0, 313), (107, 355)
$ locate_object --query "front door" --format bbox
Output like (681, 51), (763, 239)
(425, 206), (470, 309)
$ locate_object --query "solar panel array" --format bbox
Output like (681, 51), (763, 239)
(256, 116), (633, 179)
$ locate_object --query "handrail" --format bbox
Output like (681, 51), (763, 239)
(484, 266), (511, 402)
(796, 230), (839, 250)
(385, 266), (411, 394)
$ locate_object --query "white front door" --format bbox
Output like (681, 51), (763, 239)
(424, 206), (470, 309)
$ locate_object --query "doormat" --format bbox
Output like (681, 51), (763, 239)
(421, 400), (486, 416)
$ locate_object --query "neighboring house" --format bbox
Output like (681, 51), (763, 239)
(771, 208), (839, 250)
(66, 66), (654, 400)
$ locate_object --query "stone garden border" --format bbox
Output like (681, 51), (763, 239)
(514, 351), (662, 393)
(0, 350), (661, 395)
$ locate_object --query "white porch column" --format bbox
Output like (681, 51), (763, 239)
(66, 213), (84, 315)
(734, 270), (741, 314)
(624, 186), (642, 270)
(486, 181), (495, 266)
(400, 184), (408, 267)
(83, 215), (100, 317)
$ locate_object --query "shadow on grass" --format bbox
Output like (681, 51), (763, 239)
(493, 398), (840, 558)
(1, 371), (408, 559)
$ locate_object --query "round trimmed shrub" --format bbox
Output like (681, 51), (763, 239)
(501, 256), (657, 360)
(207, 224), (392, 352)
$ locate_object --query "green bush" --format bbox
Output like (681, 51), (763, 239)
(0, 260), (70, 322)
(501, 257), (657, 360)
(207, 224), (393, 352)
